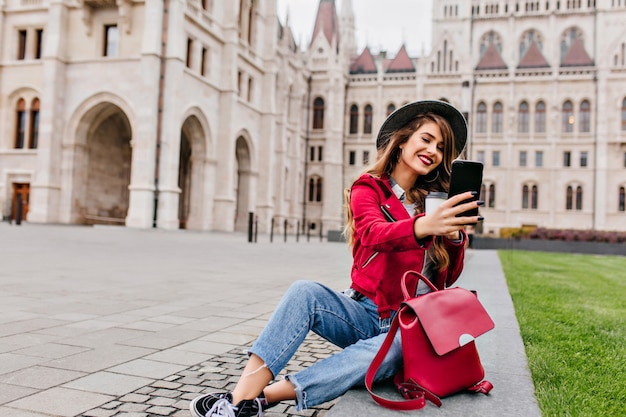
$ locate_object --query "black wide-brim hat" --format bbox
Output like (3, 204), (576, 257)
(376, 100), (468, 157)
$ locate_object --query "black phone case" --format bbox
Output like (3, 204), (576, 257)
(448, 160), (484, 219)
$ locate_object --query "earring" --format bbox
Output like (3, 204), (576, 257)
(424, 170), (440, 183)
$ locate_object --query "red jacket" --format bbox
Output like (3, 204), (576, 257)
(349, 173), (466, 318)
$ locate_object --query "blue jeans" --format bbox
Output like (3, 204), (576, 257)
(248, 280), (402, 411)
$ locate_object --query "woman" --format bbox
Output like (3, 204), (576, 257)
(189, 100), (483, 417)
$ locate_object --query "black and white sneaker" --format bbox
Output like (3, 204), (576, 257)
(189, 392), (263, 417)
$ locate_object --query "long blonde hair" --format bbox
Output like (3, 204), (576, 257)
(344, 112), (458, 271)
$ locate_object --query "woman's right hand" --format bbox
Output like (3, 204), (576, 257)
(413, 191), (483, 239)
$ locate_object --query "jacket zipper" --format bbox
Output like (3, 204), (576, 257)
(380, 204), (396, 222)
(361, 251), (379, 268)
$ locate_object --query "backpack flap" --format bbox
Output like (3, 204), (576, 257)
(404, 288), (495, 356)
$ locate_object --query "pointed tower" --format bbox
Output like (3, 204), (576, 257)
(339, 0), (357, 59)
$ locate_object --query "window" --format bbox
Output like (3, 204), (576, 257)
(562, 100), (574, 132)
(15, 99), (26, 149)
(580, 100), (591, 132)
(186, 38), (192, 68)
(308, 177), (323, 202)
(518, 101), (529, 133)
(247, 77), (253, 102)
(29, 98), (40, 149)
(488, 184), (496, 207)
(580, 151), (588, 167)
(386, 103), (396, 116)
(535, 101), (546, 133)
(523, 184), (538, 209)
(476, 102), (487, 133)
(349, 150), (356, 165)
(622, 98), (626, 131)
(492, 151), (500, 167)
(200, 47), (208, 76)
(363, 104), (373, 134)
(35, 29), (43, 59)
(18, 30), (27, 60)
(363, 151), (370, 165)
(619, 186), (625, 212)
(318, 146), (323, 161)
(519, 151), (527, 167)
(566, 185), (573, 210)
(309, 146), (315, 162)
(313, 97), (324, 129)
(564, 151), (571, 167)
(535, 151), (543, 167)
(349, 104), (358, 134)
(104, 25), (118, 57)
(477, 150), (485, 163)
(575, 185), (583, 210)
(492, 102), (503, 133)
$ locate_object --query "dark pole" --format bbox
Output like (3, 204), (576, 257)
(248, 212), (254, 242)
(15, 194), (23, 225)
(302, 75), (312, 234)
(284, 219), (288, 242)
(270, 217), (275, 243)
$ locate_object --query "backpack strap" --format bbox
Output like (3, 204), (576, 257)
(365, 313), (440, 410)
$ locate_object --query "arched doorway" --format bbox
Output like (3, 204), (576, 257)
(73, 103), (132, 225)
(178, 132), (192, 229)
(234, 136), (252, 232)
(178, 115), (208, 230)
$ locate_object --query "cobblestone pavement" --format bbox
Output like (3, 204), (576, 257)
(82, 335), (341, 417)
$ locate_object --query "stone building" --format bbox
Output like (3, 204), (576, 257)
(1, 0), (625, 236)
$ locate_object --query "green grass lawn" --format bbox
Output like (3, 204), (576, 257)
(498, 250), (626, 417)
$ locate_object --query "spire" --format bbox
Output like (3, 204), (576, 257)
(311, 0), (340, 47)
(386, 45), (415, 73)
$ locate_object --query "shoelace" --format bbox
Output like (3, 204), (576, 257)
(207, 398), (236, 417)
(206, 398), (264, 417)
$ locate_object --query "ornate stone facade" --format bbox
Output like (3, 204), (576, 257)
(1, 0), (625, 235)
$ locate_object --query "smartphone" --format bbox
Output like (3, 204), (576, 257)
(448, 160), (484, 220)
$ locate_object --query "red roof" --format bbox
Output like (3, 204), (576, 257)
(350, 47), (377, 74)
(561, 38), (594, 67)
(518, 41), (550, 68)
(311, 0), (339, 46)
(386, 45), (415, 73)
(475, 42), (507, 70)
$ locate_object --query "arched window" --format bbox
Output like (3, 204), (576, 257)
(621, 97), (626, 131)
(386, 103), (396, 116)
(489, 184), (496, 208)
(29, 98), (40, 149)
(531, 185), (538, 209)
(308, 176), (323, 202)
(349, 104), (358, 134)
(575, 186), (583, 210)
(562, 100), (574, 132)
(579, 100), (590, 132)
(492, 102), (503, 133)
(566, 185), (573, 210)
(476, 102), (487, 133)
(619, 186), (625, 212)
(313, 97), (325, 129)
(522, 185), (529, 209)
(480, 184), (486, 201)
(363, 104), (373, 134)
(518, 101), (529, 133)
(535, 101), (546, 133)
(15, 98), (26, 149)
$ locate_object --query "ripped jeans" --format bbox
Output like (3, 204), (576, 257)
(248, 280), (402, 411)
